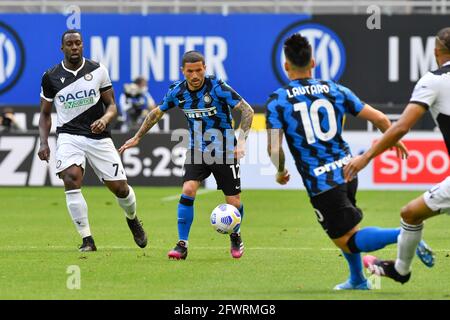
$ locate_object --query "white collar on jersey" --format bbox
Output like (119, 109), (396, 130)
(443, 61), (450, 67)
(61, 57), (86, 76)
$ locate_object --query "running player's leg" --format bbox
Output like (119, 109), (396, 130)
(178, 180), (201, 244)
(395, 196), (438, 275)
(225, 193), (245, 259)
(225, 194), (243, 232)
(60, 165), (95, 251)
(56, 134), (94, 251)
(168, 150), (210, 259)
(365, 189), (443, 283)
(104, 180), (147, 248)
(344, 178), (400, 254)
(211, 161), (244, 258)
(167, 180), (202, 260)
(311, 180), (368, 289)
(85, 137), (147, 248)
(343, 179), (434, 268)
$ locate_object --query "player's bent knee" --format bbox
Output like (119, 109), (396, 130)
(332, 237), (352, 253)
(182, 188), (196, 198)
(332, 228), (359, 254)
(401, 205), (423, 225)
(61, 173), (82, 189)
(182, 183), (198, 198)
(115, 184), (130, 198)
(109, 181), (129, 198)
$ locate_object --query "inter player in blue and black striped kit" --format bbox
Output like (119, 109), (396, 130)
(119, 51), (254, 260)
(265, 34), (433, 290)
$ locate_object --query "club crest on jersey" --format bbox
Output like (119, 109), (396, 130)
(203, 94), (212, 104)
(84, 73), (93, 81)
(60, 77), (65, 83)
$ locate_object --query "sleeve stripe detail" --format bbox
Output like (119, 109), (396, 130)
(410, 100), (430, 110)
(100, 85), (113, 93)
(40, 93), (53, 102)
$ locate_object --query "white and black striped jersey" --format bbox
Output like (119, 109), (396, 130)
(40, 58), (113, 139)
(410, 61), (450, 154)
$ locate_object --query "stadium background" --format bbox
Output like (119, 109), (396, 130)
(0, 0), (449, 190)
(0, 0), (450, 303)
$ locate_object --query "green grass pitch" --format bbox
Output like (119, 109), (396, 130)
(0, 187), (449, 300)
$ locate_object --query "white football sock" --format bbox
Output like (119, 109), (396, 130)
(395, 219), (423, 276)
(65, 189), (91, 238)
(117, 185), (136, 220)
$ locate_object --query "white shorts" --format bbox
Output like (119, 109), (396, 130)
(56, 133), (127, 181)
(423, 176), (450, 214)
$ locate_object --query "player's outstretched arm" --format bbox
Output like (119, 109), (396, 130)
(234, 99), (254, 159)
(356, 104), (409, 158)
(267, 129), (290, 185)
(38, 98), (53, 162)
(118, 106), (164, 154)
(344, 103), (427, 181)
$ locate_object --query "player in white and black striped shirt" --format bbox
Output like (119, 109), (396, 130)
(38, 30), (147, 252)
(344, 27), (450, 284)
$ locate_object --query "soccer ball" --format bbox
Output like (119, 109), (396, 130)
(210, 204), (241, 234)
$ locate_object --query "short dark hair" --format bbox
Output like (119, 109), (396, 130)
(283, 33), (312, 68)
(133, 76), (147, 86)
(61, 29), (82, 45)
(182, 51), (205, 67)
(437, 27), (450, 51)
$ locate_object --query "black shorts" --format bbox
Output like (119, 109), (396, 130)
(309, 178), (363, 239)
(183, 150), (241, 196)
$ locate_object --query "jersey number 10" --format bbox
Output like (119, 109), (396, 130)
(293, 99), (338, 144)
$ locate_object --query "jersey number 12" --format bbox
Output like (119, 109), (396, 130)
(294, 99), (338, 144)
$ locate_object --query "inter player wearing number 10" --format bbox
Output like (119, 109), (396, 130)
(265, 33), (433, 290)
(119, 51), (254, 260)
(38, 30), (147, 252)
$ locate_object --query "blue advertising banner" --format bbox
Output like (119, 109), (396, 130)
(0, 14), (312, 106)
(1, 14), (448, 106)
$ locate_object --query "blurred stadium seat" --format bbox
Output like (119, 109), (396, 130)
(0, 0), (448, 15)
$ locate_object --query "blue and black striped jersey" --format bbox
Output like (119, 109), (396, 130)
(265, 78), (364, 197)
(160, 76), (242, 155)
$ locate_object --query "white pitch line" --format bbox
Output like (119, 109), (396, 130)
(161, 189), (216, 202)
(1, 246), (450, 252)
